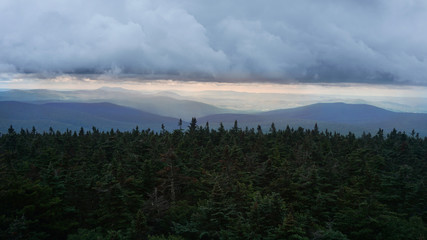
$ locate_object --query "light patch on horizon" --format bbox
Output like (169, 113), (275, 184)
(0, 75), (427, 97)
(1, 75), (426, 98)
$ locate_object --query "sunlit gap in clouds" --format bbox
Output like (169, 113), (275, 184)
(1, 74), (426, 96)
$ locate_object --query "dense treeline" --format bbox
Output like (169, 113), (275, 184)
(0, 120), (426, 239)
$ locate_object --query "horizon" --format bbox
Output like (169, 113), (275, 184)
(2, 79), (427, 114)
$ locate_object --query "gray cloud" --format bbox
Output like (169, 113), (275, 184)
(1, 0), (427, 84)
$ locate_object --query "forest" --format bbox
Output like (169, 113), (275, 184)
(0, 119), (426, 240)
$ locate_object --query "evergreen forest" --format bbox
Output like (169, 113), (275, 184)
(1, 120), (426, 240)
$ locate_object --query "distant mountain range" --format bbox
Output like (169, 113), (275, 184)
(0, 88), (426, 136)
(0, 88), (231, 119)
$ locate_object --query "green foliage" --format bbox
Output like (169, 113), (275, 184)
(0, 125), (426, 239)
(67, 228), (104, 240)
(148, 234), (185, 240)
(314, 228), (349, 240)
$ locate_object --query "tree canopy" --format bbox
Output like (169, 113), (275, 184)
(0, 123), (426, 239)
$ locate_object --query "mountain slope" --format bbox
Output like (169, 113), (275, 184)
(199, 103), (427, 136)
(0, 101), (182, 133)
(261, 102), (396, 124)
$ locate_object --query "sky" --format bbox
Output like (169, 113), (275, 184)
(1, 0), (427, 84)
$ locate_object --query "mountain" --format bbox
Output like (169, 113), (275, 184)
(199, 103), (427, 136)
(0, 101), (183, 133)
(260, 103), (395, 123)
(0, 88), (231, 119)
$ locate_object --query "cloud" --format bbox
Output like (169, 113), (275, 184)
(1, 0), (427, 84)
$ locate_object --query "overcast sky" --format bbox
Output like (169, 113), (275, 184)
(1, 0), (427, 85)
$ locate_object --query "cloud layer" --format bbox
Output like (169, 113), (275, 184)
(1, 0), (427, 84)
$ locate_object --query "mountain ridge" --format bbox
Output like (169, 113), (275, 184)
(199, 102), (427, 136)
(1, 99), (426, 136)
(0, 88), (232, 119)
(0, 101), (183, 133)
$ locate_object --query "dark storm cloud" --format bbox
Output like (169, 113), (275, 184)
(0, 0), (426, 84)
